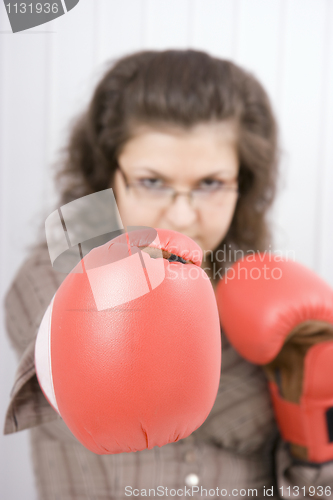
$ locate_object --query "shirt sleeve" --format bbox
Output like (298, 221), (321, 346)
(3, 242), (67, 434)
(275, 429), (333, 499)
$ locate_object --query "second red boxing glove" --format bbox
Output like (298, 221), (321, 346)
(216, 254), (333, 463)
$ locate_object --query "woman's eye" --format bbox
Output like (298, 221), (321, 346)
(139, 178), (164, 189)
(200, 179), (225, 190)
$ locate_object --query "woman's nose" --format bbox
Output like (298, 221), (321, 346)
(163, 193), (198, 229)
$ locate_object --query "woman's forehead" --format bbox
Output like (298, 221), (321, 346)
(118, 121), (239, 178)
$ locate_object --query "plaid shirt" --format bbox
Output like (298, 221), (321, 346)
(3, 242), (333, 500)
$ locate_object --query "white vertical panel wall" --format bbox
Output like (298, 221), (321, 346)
(0, 8), (52, 500)
(1, 1), (332, 499)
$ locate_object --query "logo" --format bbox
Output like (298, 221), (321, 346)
(45, 188), (165, 310)
(3, 0), (80, 33)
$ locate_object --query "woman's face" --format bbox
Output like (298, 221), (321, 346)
(112, 121), (239, 262)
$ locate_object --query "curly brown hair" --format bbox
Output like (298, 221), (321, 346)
(31, 49), (280, 280)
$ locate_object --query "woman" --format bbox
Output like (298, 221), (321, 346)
(3, 49), (332, 500)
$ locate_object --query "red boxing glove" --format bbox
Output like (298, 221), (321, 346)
(216, 254), (333, 463)
(35, 227), (221, 454)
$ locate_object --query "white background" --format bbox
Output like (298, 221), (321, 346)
(1, 1), (333, 498)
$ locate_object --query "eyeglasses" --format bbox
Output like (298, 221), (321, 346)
(117, 166), (239, 211)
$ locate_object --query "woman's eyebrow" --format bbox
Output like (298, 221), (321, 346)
(135, 167), (234, 180)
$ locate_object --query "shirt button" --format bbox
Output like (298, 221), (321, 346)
(185, 473), (199, 487)
(184, 450), (197, 463)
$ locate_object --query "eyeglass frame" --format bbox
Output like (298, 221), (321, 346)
(116, 165), (240, 209)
